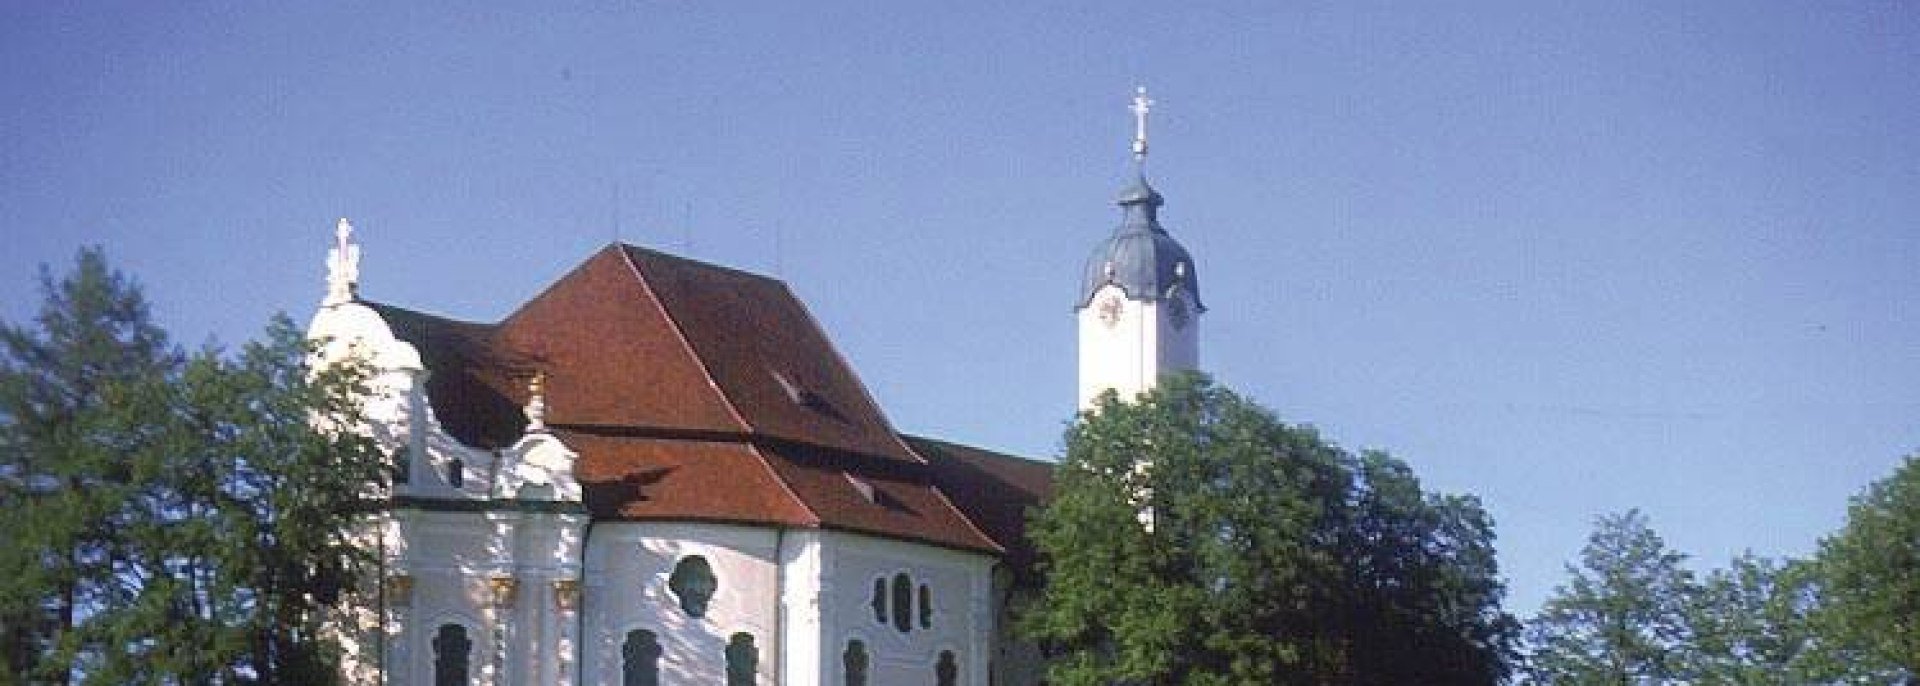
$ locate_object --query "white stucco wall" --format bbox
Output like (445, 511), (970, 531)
(582, 521), (781, 685)
(1077, 284), (1200, 411)
(382, 508), (586, 686)
(577, 524), (996, 686)
(813, 531), (995, 686)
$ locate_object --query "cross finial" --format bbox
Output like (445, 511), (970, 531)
(1129, 86), (1154, 159)
(324, 217), (361, 306)
(335, 217), (352, 254)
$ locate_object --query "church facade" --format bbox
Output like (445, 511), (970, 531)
(312, 89), (1199, 686)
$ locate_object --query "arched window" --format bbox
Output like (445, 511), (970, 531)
(871, 577), (887, 623)
(668, 556), (716, 617)
(431, 624), (471, 686)
(725, 632), (757, 686)
(936, 650), (958, 686)
(918, 584), (932, 629)
(621, 629), (661, 686)
(890, 573), (913, 633)
(446, 458), (464, 488)
(842, 640), (869, 686)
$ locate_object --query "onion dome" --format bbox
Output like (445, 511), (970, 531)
(1077, 173), (1201, 310)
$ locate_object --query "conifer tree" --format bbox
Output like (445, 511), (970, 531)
(1, 250), (383, 684)
(1525, 509), (1696, 685)
(0, 247), (180, 684)
(113, 317), (382, 680)
(81, 317), (383, 684)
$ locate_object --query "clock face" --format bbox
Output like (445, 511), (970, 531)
(1166, 296), (1190, 330)
(1097, 295), (1124, 328)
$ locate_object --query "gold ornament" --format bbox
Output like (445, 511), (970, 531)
(554, 578), (580, 611)
(488, 576), (518, 608)
(385, 574), (414, 606)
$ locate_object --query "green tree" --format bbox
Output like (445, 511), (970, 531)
(1525, 509), (1696, 685)
(1340, 452), (1520, 684)
(77, 317), (383, 684)
(1683, 553), (1845, 684)
(1, 249), (383, 684)
(1021, 374), (1517, 685)
(1813, 455), (1920, 684)
(0, 247), (180, 684)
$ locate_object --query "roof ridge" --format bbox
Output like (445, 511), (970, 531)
(624, 243), (926, 465)
(614, 245), (760, 436)
(617, 242), (786, 286)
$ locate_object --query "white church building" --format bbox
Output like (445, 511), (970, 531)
(310, 89), (1201, 686)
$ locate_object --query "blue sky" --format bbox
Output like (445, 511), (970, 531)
(4, 2), (1916, 616)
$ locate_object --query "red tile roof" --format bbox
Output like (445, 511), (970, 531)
(618, 246), (921, 463)
(907, 435), (1057, 573)
(497, 246), (747, 437)
(363, 302), (527, 449)
(369, 244), (1051, 556)
(564, 431), (815, 527)
(758, 442), (1002, 554)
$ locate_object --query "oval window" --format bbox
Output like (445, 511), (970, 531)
(668, 556), (717, 618)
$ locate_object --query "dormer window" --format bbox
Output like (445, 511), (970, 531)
(846, 473), (876, 504)
(771, 369), (844, 421)
(446, 458), (464, 489)
(771, 370), (809, 405)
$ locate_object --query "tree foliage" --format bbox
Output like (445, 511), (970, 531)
(0, 247), (180, 684)
(1021, 374), (1518, 685)
(1813, 454), (1920, 683)
(1529, 500), (1917, 686)
(1524, 509), (1695, 685)
(0, 249), (384, 684)
(1683, 553), (1848, 684)
(1341, 452), (1519, 683)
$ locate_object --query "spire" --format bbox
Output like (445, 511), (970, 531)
(1079, 85), (1200, 310)
(324, 218), (361, 306)
(1119, 87), (1164, 225)
(1129, 86), (1153, 161)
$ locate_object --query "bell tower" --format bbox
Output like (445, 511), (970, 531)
(1076, 87), (1203, 411)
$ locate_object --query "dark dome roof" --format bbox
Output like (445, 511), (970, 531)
(1114, 175), (1164, 207)
(1078, 175), (1202, 309)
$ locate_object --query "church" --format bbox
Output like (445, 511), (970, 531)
(310, 88), (1203, 686)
